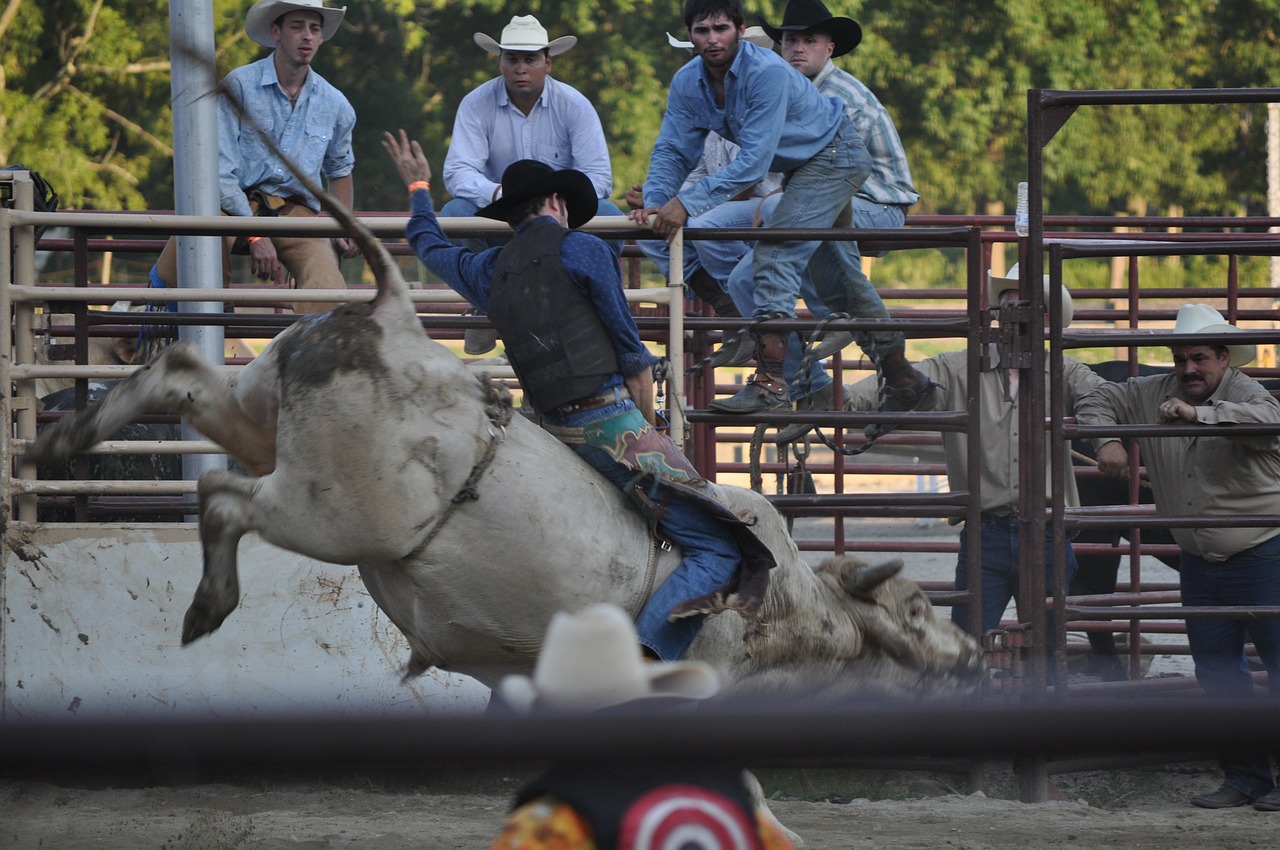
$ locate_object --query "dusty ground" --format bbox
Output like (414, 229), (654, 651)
(5, 763), (1279, 849)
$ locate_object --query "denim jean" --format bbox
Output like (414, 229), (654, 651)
(746, 119), (891, 361)
(542, 398), (740, 661)
(950, 514), (1079, 638)
(1181, 534), (1280, 798)
(440, 196), (626, 259)
(725, 190), (906, 399)
(637, 197), (757, 285)
(726, 229), (829, 400)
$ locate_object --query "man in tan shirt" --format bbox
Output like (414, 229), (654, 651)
(1077, 303), (1280, 812)
(839, 267), (1102, 642)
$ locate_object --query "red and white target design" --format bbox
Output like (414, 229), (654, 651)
(618, 784), (760, 850)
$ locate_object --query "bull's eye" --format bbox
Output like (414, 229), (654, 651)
(908, 601), (927, 626)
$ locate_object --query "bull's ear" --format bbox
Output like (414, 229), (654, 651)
(841, 557), (904, 599)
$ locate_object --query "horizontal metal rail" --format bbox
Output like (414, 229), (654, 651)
(4, 698), (1280, 777)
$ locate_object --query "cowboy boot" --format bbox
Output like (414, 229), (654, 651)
(463, 307), (499, 356)
(710, 331), (789, 414)
(707, 331), (756, 368)
(686, 269), (755, 368)
(774, 381), (836, 445)
(686, 268), (738, 318)
(807, 329), (855, 361)
(865, 348), (942, 441)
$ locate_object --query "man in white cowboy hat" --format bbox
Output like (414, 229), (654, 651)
(630, 0), (935, 430)
(443, 13), (625, 356)
(625, 27), (782, 368)
(718, 0), (921, 421)
(830, 266), (1103, 651)
(149, 0), (359, 315)
(487, 603), (798, 849)
(1078, 303), (1280, 811)
(384, 130), (777, 664)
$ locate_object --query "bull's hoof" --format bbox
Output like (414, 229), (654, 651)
(181, 597), (234, 644)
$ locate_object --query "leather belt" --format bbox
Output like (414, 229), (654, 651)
(554, 387), (630, 415)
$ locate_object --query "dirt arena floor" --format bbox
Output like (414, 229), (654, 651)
(5, 762), (1279, 849)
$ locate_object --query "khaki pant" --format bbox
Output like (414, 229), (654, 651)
(155, 203), (345, 314)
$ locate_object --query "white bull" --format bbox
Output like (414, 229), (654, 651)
(27, 183), (982, 700)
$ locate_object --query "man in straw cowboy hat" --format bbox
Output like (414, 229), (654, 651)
(717, 0), (921, 423)
(488, 603), (797, 849)
(833, 267), (1102, 651)
(443, 14), (626, 356)
(631, 0), (935, 425)
(1078, 303), (1280, 810)
(149, 0), (359, 315)
(383, 131), (777, 663)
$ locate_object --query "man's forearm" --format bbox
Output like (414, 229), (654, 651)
(329, 174), (354, 210)
(625, 371), (656, 426)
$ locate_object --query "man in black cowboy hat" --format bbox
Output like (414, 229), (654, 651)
(383, 130), (776, 663)
(740, 0), (920, 436)
(631, 0), (935, 427)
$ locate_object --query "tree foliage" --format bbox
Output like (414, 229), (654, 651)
(4, 0), (1279, 218)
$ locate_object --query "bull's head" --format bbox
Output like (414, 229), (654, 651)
(825, 555), (985, 689)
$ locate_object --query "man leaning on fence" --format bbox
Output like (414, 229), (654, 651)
(1076, 303), (1280, 812)
(629, 0), (935, 425)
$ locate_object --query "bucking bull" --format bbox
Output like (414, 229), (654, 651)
(27, 156), (982, 705)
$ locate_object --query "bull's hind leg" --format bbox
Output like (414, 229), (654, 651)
(27, 342), (277, 474)
(183, 470), (260, 644)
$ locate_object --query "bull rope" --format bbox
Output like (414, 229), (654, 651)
(416, 375), (513, 551)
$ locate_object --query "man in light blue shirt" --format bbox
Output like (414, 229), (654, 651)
(443, 15), (625, 355)
(626, 30), (782, 368)
(151, 0), (358, 315)
(734, 0), (922, 438)
(631, 0), (934, 425)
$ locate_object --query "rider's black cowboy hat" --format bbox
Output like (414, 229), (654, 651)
(476, 160), (598, 229)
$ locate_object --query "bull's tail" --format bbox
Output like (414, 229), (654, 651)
(215, 81), (412, 316)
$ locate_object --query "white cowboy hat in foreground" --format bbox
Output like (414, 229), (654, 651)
(496, 603), (721, 713)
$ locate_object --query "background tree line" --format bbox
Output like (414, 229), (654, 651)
(4, 0), (1279, 235)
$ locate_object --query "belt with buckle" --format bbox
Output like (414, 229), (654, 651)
(555, 387), (630, 415)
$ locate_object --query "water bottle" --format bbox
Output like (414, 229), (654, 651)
(1014, 181), (1030, 237)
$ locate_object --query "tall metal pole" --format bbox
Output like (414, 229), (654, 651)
(169, 2), (226, 487)
(1268, 103), (1279, 290)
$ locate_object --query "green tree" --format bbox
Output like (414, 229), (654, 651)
(6, 0), (1280, 223)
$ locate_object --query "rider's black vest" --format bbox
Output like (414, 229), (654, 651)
(515, 762), (766, 850)
(488, 220), (619, 413)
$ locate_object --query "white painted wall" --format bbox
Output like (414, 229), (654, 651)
(2, 525), (490, 720)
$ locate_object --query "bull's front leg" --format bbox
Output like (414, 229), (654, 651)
(183, 470), (259, 644)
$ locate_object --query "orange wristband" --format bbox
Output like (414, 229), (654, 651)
(408, 180), (431, 194)
(247, 235), (263, 246)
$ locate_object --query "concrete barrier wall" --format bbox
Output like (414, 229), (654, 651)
(2, 525), (490, 720)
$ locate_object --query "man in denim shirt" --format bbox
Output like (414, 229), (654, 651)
(385, 130), (773, 662)
(630, 0), (934, 424)
(149, 0), (358, 315)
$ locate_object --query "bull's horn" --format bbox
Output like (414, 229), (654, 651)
(842, 557), (904, 597)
